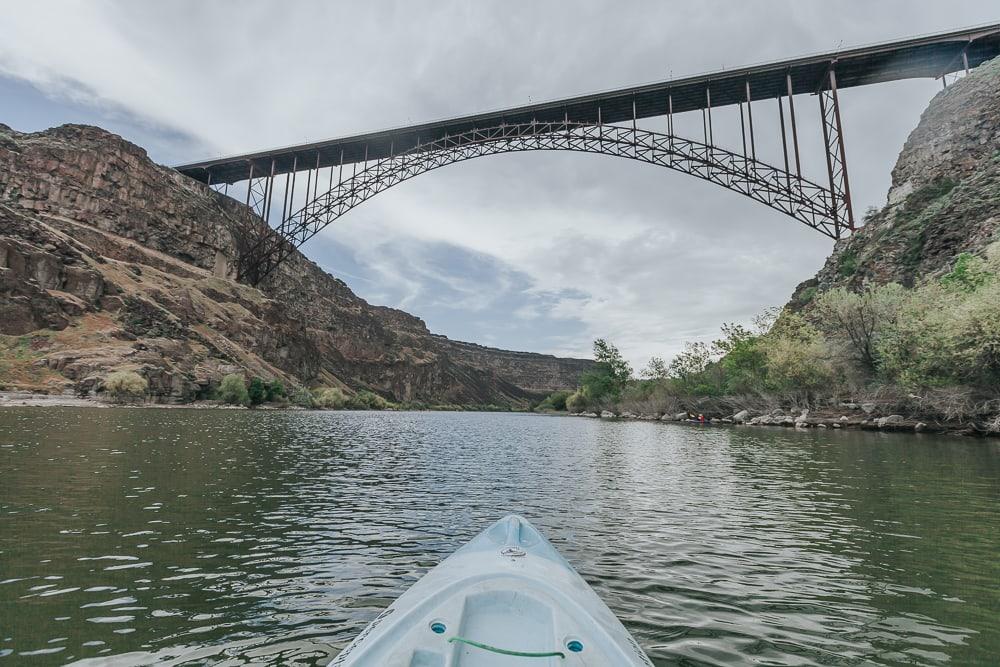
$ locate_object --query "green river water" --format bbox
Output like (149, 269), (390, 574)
(0, 408), (997, 665)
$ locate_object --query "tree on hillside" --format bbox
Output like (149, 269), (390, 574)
(247, 377), (267, 406)
(641, 356), (668, 380)
(668, 341), (713, 382)
(711, 323), (754, 357)
(217, 374), (250, 406)
(593, 338), (632, 388)
(571, 339), (633, 408)
(265, 380), (285, 402)
(760, 312), (832, 394)
(813, 284), (905, 371)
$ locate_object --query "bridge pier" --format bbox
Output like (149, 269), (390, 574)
(819, 68), (855, 235)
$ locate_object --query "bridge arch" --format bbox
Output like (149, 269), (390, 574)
(177, 25), (1000, 284)
(235, 120), (839, 284)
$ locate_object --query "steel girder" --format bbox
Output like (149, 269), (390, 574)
(818, 70), (856, 232)
(234, 120), (844, 284)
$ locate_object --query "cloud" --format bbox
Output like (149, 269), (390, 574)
(2, 0), (993, 366)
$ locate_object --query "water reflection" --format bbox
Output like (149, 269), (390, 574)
(0, 409), (998, 665)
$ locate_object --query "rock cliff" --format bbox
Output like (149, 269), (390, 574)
(790, 56), (1000, 304)
(0, 123), (593, 403)
(431, 336), (595, 394)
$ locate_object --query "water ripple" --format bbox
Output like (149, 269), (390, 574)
(0, 408), (998, 665)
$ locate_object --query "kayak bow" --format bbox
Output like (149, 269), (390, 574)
(333, 515), (653, 666)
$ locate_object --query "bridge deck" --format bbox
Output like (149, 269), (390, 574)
(177, 23), (1000, 185)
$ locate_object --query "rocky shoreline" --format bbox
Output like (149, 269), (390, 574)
(0, 390), (289, 410)
(566, 405), (999, 437)
(0, 390), (516, 413)
(6, 390), (997, 436)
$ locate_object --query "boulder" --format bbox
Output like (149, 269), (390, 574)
(915, 422), (927, 432)
(876, 414), (905, 428)
(600, 410), (615, 419)
(861, 403), (877, 414)
(732, 409), (749, 423)
(674, 412), (688, 421)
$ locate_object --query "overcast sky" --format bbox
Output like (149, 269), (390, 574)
(2, 1), (995, 368)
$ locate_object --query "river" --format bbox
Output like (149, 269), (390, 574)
(0, 408), (997, 665)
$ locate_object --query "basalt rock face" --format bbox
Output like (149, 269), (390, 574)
(0, 123), (592, 402)
(790, 56), (1000, 305)
(431, 336), (596, 394)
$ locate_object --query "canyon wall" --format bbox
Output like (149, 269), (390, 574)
(790, 56), (1000, 305)
(0, 123), (593, 403)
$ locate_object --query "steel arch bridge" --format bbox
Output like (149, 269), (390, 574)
(177, 23), (1000, 285)
(240, 121), (841, 284)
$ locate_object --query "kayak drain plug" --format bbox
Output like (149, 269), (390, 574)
(567, 640), (584, 653)
(430, 621), (446, 634)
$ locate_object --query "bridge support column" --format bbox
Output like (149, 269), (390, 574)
(705, 85), (714, 147)
(778, 94), (791, 191)
(264, 159), (276, 222)
(786, 73), (802, 179)
(818, 67), (855, 236)
(245, 161), (254, 208)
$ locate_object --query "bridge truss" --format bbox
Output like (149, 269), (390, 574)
(178, 23), (1000, 285)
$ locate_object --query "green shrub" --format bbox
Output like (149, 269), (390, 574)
(565, 390), (588, 412)
(797, 286), (818, 305)
(720, 336), (767, 394)
(289, 387), (315, 408)
(217, 373), (250, 406)
(247, 377), (267, 406)
(759, 318), (832, 394)
(838, 249), (859, 277)
(103, 370), (148, 402)
(314, 387), (347, 409)
(668, 341), (714, 393)
(940, 252), (989, 292)
(355, 390), (390, 410)
(265, 380), (286, 402)
(813, 284), (905, 371)
(536, 389), (572, 411)
(877, 261), (1000, 389)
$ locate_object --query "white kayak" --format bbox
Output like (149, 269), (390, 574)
(332, 514), (653, 666)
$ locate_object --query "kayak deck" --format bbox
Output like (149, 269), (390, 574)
(333, 515), (652, 666)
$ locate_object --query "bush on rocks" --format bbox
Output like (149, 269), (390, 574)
(314, 387), (348, 409)
(217, 373), (250, 406)
(536, 390), (573, 411)
(103, 370), (148, 402)
(289, 387), (315, 408)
